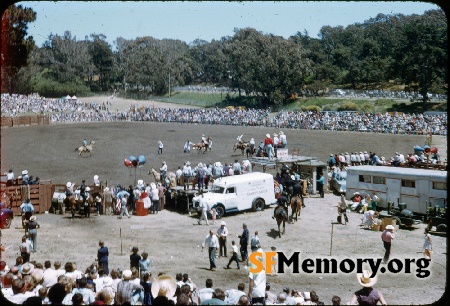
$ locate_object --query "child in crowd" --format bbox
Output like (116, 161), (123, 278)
(210, 208), (217, 224)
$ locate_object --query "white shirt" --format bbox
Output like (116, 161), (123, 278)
(217, 226), (229, 238)
(43, 268), (58, 288)
(202, 234), (219, 248)
(249, 269), (266, 298)
(160, 164), (167, 171)
(198, 288), (215, 304)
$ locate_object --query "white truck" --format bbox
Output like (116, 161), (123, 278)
(192, 172), (277, 219)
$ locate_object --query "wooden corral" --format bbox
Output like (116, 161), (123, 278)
(0, 115), (50, 127)
(0, 181), (54, 214)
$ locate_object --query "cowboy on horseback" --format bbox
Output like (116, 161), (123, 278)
(292, 176), (306, 208)
(237, 134), (244, 144)
(272, 192), (289, 219)
(65, 182), (75, 197)
(160, 161), (167, 182)
(82, 138), (88, 148)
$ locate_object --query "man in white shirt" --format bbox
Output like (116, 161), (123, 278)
(202, 230), (219, 271)
(248, 262), (266, 305)
(217, 221), (229, 257)
(197, 193), (209, 225)
(42, 261), (58, 288)
(197, 278), (215, 304)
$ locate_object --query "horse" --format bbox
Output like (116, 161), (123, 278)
(290, 195), (303, 222)
(149, 169), (177, 187)
(246, 144), (256, 158)
(65, 191), (94, 218)
(275, 206), (288, 238)
(233, 142), (248, 155)
(75, 141), (95, 157)
(192, 137), (211, 153)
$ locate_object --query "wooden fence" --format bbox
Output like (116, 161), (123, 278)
(0, 115), (50, 127)
(0, 181), (54, 215)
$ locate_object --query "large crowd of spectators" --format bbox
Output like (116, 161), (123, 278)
(0, 253), (343, 305)
(1, 93), (447, 135)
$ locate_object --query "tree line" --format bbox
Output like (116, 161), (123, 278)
(1, 5), (447, 111)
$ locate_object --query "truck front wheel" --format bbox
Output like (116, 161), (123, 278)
(215, 205), (225, 219)
(252, 199), (265, 212)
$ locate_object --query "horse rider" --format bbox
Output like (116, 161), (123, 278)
(201, 134), (208, 145)
(292, 176), (306, 208)
(20, 198), (34, 230)
(160, 161), (167, 182)
(80, 179), (87, 205)
(65, 182), (75, 197)
(237, 134), (244, 144)
(272, 192), (289, 220)
(82, 138), (88, 148)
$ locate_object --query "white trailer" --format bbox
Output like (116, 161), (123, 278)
(346, 166), (447, 214)
(192, 172), (277, 219)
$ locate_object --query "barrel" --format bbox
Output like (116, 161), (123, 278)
(135, 200), (148, 216)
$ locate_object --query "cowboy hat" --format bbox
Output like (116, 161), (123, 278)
(21, 262), (34, 275)
(279, 131), (284, 135)
(357, 270), (378, 287)
(353, 192), (360, 195)
(122, 270), (132, 280)
(220, 221), (226, 226)
(30, 215), (36, 222)
(32, 269), (44, 283)
(22, 170), (28, 175)
(85, 186), (90, 192)
(66, 182), (72, 187)
(151, 275), (177, 299)
(137, 180), (143, 185)
(186, 161), (190, 166)
(385, 225), (395, 230)
(202, 134), (205, 137)
(266, 134), (270, 138)
(273, 133), (278, 136)
(94, 175), (99, 180)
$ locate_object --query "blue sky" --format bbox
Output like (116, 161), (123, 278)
(17, 1), (441, 48)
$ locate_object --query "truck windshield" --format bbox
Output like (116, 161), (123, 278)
(210, 186), (225, 193)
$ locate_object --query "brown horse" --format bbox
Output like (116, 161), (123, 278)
(275, 206), (288, 238)
(65, 193), (94, 218)
(233, 142), (248, 155)
(192, 137), (211, 153)
(290, 195), (303, 222)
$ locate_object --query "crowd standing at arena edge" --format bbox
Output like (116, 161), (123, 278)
(1, 93), (447, 135)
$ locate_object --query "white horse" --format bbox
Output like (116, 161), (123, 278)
(76, 141), (95, 157)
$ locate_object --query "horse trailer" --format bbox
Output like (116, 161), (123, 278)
(346, 166), (447, 215)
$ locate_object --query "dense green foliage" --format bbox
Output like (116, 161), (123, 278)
(2, 5), (447, 112)
(1, 5), (36, 92)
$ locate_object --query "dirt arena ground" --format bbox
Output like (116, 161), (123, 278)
(0, 96), (447, 304)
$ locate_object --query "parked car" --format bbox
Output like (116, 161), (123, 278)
(0, 202), (14, 229)
(331, 171), (347, 194)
